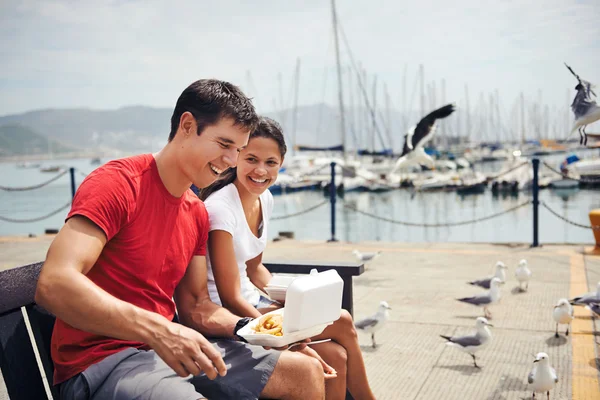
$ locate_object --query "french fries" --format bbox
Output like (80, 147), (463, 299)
(253, 314), (284, 336)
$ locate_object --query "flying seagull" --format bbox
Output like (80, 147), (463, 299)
(440, 317), (493, 368)
(468, 261), (508, 289)
(565, 63), (600, 146)
(527, 352), (558, 400)
(390, 103), (457, 174)
(354, 301), (391, 348)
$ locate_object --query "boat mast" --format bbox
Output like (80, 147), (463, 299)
(291, 57), (301, 156)
(331, 0), (347, 163)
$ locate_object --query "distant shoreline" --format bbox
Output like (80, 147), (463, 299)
(0, 150), (133, 164)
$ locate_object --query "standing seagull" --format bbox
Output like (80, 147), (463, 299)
(585, 302), (600, 316)
(354, 301), (391, 348)
(390, 103), (457, 174)
(528, 352), (558, 399)
(565, 63), (600, 146)
(352, 249), (382, 262)
(552, 298), (574, 338)
(468, 261), (508, 289)
(440, 317), (493, 368)
(457, 277), (504, 319)
(515, 259), (532, 291)
(570, 281), (600, 306)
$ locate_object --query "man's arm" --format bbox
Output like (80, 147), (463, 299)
(35, 216), (169, 342)
(174, 254), (244, 337)
(35, 216), (226, 379)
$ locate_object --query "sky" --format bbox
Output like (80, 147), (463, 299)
(1, 0), (599, 118)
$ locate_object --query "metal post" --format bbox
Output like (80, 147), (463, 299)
(532, 159), (539, 247)
(328, 162), (338, 242)
(69, 167), (76, 200)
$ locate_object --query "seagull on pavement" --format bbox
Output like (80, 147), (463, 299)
(352, 249), (382, 262)
(468, 261), (508, 289)
(440, 317), (493, 368)
(354, 301), (391, 348)
(457, 277), (504, 319)
(585, 302), (600, 316)
(552, 298), (574, 338)
(528, 352), (558, 400)
(570, 281), (600, 306)
(515, 259), (532, 291)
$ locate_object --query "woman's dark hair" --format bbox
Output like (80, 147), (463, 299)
(199, 116), (287, 201)
(168, 79), (258, 141)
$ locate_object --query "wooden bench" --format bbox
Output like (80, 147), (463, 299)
(0, 260), (363, 400)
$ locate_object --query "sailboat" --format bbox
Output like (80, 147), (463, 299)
(40, 134), (62, 172)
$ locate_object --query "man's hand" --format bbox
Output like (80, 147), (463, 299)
(149, 321), (227, 379)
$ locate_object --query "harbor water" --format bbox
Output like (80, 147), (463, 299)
(0, 154), (598, 244)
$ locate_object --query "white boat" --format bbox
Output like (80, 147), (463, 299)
(550, 179), (579, 189)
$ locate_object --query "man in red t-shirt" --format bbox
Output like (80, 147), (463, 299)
(35, 79), (325, 400)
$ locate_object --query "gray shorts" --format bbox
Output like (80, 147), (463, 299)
(59, 339), (280, 400)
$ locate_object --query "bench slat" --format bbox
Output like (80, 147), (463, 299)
(0, 308), (49, 400)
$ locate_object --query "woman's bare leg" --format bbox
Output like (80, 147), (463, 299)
(312, 310), (376, 400)
(311, 341), (348, 400)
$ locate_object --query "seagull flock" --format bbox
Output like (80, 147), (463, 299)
(353, 257), (600, 399)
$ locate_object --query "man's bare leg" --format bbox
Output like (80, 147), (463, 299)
(261, 351), (325, 400)
(312, 341), (348, 400)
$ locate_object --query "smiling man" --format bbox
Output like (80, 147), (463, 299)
(35, 79), (325, 400)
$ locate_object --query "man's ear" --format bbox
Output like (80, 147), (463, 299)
(179, 112), (196, 137)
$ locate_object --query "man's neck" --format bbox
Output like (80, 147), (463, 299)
(153, 145), (191, 198)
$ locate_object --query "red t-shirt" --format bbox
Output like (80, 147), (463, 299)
(51, 154), (208, 384)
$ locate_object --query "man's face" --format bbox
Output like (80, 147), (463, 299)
(178, 115), (250, 188)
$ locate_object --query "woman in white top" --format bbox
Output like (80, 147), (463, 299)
(201, 117), (376, 400)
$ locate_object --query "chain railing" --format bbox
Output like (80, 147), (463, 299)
(540, 201), (600, 230)
(485, 161), (529, 182)
(343, 200), (531, 228)
(0, 167), (77, 224)
(0, 201), (72, 223)
(0, 169), (69, 191)
(296, 163), (331, 179)
(271, 199), (329, 220)
(311, 158), (598, 245)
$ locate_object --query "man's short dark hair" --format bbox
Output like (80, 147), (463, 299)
(168, 79), (258, 141)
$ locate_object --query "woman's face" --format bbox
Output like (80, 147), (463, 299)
(236, 136), (283, 196)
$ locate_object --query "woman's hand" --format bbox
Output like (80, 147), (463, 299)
(297, 346), (338, 380)
(263, 338), (310, 352)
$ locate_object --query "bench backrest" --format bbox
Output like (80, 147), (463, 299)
(0, 262), (57, 400)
